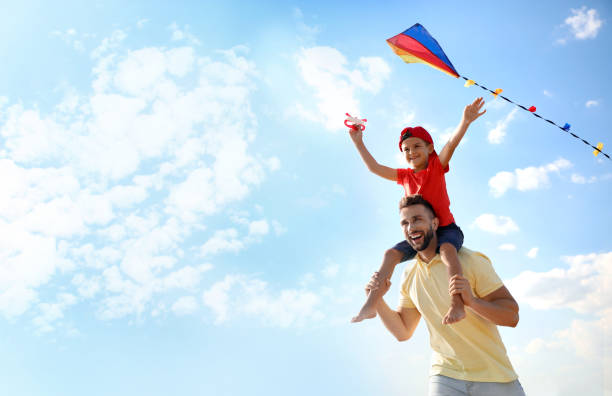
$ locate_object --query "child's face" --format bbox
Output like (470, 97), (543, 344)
(401, 137), (434, 170)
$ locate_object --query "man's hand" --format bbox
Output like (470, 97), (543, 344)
(462, 97), (486, 124)
(365, 272), (391, 297)
(449, 274), (475, 307)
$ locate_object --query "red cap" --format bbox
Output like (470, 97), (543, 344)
(399, 126), (434, 152)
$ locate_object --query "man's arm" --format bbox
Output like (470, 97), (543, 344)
(377, 298), (421, 341)
(349, 128), (397, 181)
(449, 275), (519, 327)
(438, 97), (486, 169)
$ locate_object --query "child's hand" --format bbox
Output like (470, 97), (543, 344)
(364, 272), (391, 297)
(463, 97), (486, 124)
(348, 126), (363, 143)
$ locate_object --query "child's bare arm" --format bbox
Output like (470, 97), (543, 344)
(349, 127), (397, 181)
(438, 97), (486, 168)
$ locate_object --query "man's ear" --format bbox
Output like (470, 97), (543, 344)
(432, 216), (439, 232)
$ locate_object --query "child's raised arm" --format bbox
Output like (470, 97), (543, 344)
(438, 97), (486, 169)
(349, 127), (397, 181)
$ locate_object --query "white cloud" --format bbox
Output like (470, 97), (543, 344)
(202, 274), (324, 327)
(271, 220), (288, 236)
(265, 156), (281, 171)
(72, 274), (102, 298)
(507, 251), (612, 389)
(585, 100), (599, 108)
(137, 18), (149, 29)
(507, 252), (611, 315)
(293, 7), (320, 44)
(488, 158), (572, 197)
(526, 247), (539, 259)
(295, 46), (390, 131)
(32, 293), (78, 333)
(248, 220), (269, 236)
(564, 7), (603, 40)
(499, 243), (516, 251)
(162, 264), (212, 290)
(91, 29), (126, 59)
(322, 263), (339, 278)
(487, 108), (518, 144)
(171, 296), (198, 316)
(0, 30), (279, 322)
(168, 23), (201, 45)
(473, 214), (519, 235)
(543, 90), (553, 97)
(571, 173), (597, 184)
(51, 28), (87, 52)
(201, 229), (244, 257)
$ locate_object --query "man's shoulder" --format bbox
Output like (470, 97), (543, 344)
(458, 247), (493, 268)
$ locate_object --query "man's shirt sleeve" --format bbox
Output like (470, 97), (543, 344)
(469, 251), (504, 298)
(398, 269), (416, 308)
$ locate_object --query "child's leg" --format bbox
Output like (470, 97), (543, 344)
(440, 243), (465, 325)
(351, 248), (404, 323)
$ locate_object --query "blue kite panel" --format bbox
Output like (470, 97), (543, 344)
(402, 23), (459, 76)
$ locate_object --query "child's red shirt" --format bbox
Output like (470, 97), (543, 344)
(396, 154), (455, 227)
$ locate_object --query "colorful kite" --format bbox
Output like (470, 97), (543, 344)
(386, 23), (609, 160)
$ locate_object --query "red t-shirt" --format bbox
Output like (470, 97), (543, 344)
(396, 154), (455, 226)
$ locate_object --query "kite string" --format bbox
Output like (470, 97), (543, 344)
(460, 76), (610, 160)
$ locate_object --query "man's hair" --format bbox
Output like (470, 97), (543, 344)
(398, 194), (437, 219)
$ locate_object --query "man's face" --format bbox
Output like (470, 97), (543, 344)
(400, 204), (438, 251)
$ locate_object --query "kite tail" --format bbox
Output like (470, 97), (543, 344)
(460, 76), (610, 160)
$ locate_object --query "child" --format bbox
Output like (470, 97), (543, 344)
(350, 97), (486, 324)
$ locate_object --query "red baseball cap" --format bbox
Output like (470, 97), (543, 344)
(399, 126), (434, 152)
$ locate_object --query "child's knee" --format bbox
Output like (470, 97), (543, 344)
(384, 248), (404, 263)
(439, 242), (457, 255)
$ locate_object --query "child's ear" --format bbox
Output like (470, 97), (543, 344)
(427, 144), (434, 154)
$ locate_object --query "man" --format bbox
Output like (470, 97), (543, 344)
(367, 195), (525, 396)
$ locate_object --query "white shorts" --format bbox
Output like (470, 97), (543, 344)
(429, 375), (526, 396)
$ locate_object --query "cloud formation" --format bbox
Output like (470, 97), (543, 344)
(202, 274), (324, 327)
(564, 7), (604, 40)
(0, 31), (279, 327)
(487, 108), (518, 144)
(473, 214), (519, 235)
(507, 252), (611, 389)
(294, 46), (390, 131)
(488, 158), (572, 197)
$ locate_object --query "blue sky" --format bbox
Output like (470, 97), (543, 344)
(0, 1), (610, 395)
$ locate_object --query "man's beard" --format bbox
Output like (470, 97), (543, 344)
(408, 226), (435, 251)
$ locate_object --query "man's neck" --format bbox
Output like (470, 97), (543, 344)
(417, 238), (438, 263)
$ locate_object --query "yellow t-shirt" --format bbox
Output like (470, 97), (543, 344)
(398, 247), (518, 382)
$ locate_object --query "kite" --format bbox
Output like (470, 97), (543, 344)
(386, 23), (609, 160)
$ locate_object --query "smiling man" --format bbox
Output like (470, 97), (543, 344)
(367, 194), (526, 396)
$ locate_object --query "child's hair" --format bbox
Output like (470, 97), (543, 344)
(399, 194), (437, 219)
(399, 126), (434, 151)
